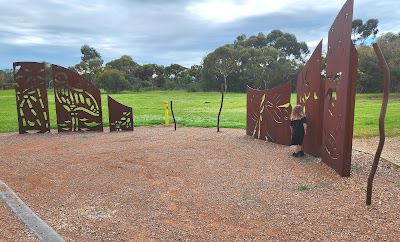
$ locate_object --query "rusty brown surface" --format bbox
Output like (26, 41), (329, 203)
(321, 0), (357, 177)
(296, 41), (324, 157)
(52, 64), (103, 132)
(247, 86), (267, 140)
(247, 81), (292, 146)
(108, 95), (133, 132)
(366, 43), (391, 205)
(13, 62), (50, 134)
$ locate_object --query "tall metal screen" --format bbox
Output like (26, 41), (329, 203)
(52, 64), (103, 132)
(14, 62), (50, 134)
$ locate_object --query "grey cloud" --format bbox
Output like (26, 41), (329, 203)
(0, 0), (398, 69)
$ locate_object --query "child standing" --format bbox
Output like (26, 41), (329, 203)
(290, 105), (307, 157)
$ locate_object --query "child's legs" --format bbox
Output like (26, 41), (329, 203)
(292, 145), (301, 153)
(298, 135), (304, 151)
(292, 135), (302, 153)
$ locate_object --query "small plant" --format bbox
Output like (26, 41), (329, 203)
(351, 165), (363, 173)
(93, 210), (102, 216)
(297, 185), (309, 191)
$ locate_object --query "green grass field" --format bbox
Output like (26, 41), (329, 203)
(0, 89), (399, 138)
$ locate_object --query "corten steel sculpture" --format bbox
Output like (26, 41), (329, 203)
(247, 86), (268, 140)
(366, 43), (390, 205)
(13, 62), (50, 134)
(321, 0), (358, 176)
(247, 81), (292, 146)
(296, 41), (324, 157)
(108, 95), (133, 132)
(52, 64), (103, 132)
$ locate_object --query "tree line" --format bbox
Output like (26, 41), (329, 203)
(1, 19), (398, 93)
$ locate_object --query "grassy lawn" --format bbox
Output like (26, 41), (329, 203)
(0, 89), (399, 138)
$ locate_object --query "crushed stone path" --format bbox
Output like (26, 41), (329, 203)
(0, 180), (65, 242)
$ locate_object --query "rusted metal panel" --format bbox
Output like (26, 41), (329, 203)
(108, 95), (133, 132)
(321, 0), (357, 177)
(52, 64), (103, 132)
(264, 81), (292, 145)
(297, 41), (324, 157)
(247, 81), (292, 146)
(247, 86), (268, 140)
(13, 62), (50, 134)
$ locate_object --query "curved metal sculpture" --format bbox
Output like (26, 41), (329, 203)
(108, 96), (133, 132)
(13, 62), (50, 134)
(366, 43), (390, 205)
(321, 0), (357, 176)
(247, 81), (292, 146)
(52, 64), (103, 132)
(296, 41), (324, 157)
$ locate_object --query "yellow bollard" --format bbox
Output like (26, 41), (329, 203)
(164, 101), (169, 126)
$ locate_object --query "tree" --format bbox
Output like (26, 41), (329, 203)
(376, 32), (400, 91)
(98, 68), (130, 93)
(203, 45), (238, 92)
(352, 19), (379, 45)
(2, 69), (14, 89)
(352, 19), (363, 42)
(199, 30), (307, 92)
(70, 45), (104, 84)
(0, 71), (5, 89)
(106, 55), (139, 73)
(234, 34), (247, 47)
(105, 55), (139, 86)
(164, 64), (187, 89)
(233, 30), (309, 62)
(187, 64), (202, 82)
(357, 45), (382, 93)
(134, 64), (166, 90)
(266, 30), (309, 61)
(245, 32), (268, 48)
(239, 47), (280, 89)
(43, 62), (53, 89)
(356, 32), (400, 93)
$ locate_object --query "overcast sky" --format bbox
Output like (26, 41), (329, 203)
(0, 0), (399, 69)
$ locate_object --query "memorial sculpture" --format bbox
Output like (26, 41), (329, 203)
(321, 0), (358, 177)
(108, 95), (134, 132)
(14, 0), (363, 178)
(52, 64), (103, 132)
(13, 62), (50, 134)
(296, 41), (324, 157)
(247, 0), (358, 176)
(247, 81), (292, 146)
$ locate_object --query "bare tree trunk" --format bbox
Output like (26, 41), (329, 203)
(223, 75), (228, 92)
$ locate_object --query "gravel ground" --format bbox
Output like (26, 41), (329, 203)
(353, 136), (400, 166)
(0, 126), (399, 241)
(0, 198), (39, 242)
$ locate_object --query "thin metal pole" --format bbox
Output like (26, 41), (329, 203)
(366, 43), (390, 205)
(170, 100), (176, 130)
(217, 83), (224, 132)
